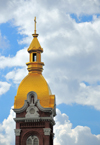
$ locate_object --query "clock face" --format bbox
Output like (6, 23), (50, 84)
(29, 108), (35, 114)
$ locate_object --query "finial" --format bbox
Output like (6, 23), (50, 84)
(34, 17), (37, 34)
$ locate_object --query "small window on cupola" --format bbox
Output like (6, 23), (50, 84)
(33, 53), (37, 61)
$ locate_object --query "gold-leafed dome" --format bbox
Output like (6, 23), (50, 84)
(14, 17), (55, 109)
(14, 73), (55, 109)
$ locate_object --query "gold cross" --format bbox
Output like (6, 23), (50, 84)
(34, 17), (36, 34)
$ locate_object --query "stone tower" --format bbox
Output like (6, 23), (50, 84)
(13, 17), (56, 145)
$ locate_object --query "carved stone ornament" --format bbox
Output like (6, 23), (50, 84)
(25, 98), (39, 118)
(43, 128), (51, 135)
(14, 129), (21, 136)
(13, 91), (56, 117)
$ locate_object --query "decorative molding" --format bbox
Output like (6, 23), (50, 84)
(27, 91), (38, 104)
(25, 98), (39, 118)
(36, 100), (52, 113)
(14, 117), (55, 125)
(13, 91), (56, 117)
(13, 91), (38, 113)
(13, 100), (28, 113)
(14, 129), (21, 136)
(43, 128), (51, 135)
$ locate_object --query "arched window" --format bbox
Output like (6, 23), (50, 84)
(26, 136), (39, 145)
(27, 136), (32, 145)
(34, 138), (38, 145)
(33, 53), (37, 62)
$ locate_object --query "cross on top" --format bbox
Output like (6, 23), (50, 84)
(34, 17), (37, 34)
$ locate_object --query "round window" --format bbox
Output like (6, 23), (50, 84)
(30, 108), (35, 114)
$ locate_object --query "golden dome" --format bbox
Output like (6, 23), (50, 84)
(14, 17), (55, 109)
(14, 73), (55, 109)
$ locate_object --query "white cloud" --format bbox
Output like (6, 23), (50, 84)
(0, 81), (11, 95)
(0, 47), (28, 68)
(0, 108), (100, 145)
(0, 107), (15, 145)
(5, 67), (28, 84)
(0, 1), (100, 144)
(0, 32), (9, 49)
(0, 0), (100, 25)
(0, 0), (100, 110)
(54, 109), (100, 145)
(47, 75), (100, 110)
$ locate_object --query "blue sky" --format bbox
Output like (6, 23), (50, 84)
(0, 0), (100, 145)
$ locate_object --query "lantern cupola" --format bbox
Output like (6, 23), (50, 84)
(26, 17), (44, 74)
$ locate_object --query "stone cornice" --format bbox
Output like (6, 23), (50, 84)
(13, 91), (56, 117)
(14, 117), (55, 125)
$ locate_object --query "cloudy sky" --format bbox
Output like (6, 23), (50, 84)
(0, 0), (100, 144)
